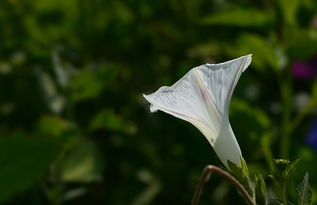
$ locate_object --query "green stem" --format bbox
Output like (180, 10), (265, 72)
(282, 181), (287, 205)
(261, 133), (275, 172)
(279, 72), (292, 159)
(289, 81), (317, 133)
(289, 97), (317, 133)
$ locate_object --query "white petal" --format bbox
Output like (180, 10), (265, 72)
(143, 55), (252, 168)
(143, 69), (221, 145)
(195, 54), (252, 118)
(213, 122), (242, 168)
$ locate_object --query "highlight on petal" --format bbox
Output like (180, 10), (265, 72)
(143, 55), (252, 168)
(194, 54), (252, 118)
(143, 71), (222, 146)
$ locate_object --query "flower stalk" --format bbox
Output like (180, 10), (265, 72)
(191, 165), (255, 205)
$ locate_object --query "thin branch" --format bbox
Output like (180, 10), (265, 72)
(191, 165), (255, 205)
(289, 96), (317, 134)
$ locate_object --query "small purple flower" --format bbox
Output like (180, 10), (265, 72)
(292, 57), (317, 79)
(306, 119), (317, 151)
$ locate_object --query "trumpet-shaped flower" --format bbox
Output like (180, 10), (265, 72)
(143, 55), (252, 169)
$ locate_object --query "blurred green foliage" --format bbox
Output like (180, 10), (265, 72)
(0, 0), (317, 204)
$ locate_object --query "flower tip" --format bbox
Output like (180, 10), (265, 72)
(240, 54), (252, 72)
(143, 94), (159, 112)
(244, 54), (252, 60)
(240, 54), (252, 60)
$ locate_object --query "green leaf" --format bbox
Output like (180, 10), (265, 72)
(68, 65), (119, 102)
(297, 173), (312, 205)
(61, 138), (103, 183)
(277, 0), (300, 26)
(68, 69), (104, 102)
(225, 34), (280, 71)
(90, 109), (136, 134)
(37, 115), (78, 148)
(240, 157), (249, 178)
(255, 174), (267, 201)
(0, 137), (60, 202)
(227, 160), (243, 179)
(258, 175), (267, 198)
(227, 158), (254, 197)
(202, 9), (275, 27)
(37, 115), (69, 138)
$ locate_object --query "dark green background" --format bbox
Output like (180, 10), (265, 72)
(0, 0), (317, 204)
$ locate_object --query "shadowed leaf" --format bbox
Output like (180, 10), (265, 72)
(0, 137), (60, 202)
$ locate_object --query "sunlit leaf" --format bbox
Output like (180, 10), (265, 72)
(68, 66), (119, 102)
(37, 115), (78, 147)
(61, 138), (103, 183)
(240, 157), (249, 178)
(257, 174), (267, 199)
(38, 115), (69, 138)
(90, 109), (136, 134)
(68, 69), (104, 102)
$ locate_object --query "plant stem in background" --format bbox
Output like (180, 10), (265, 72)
(289, 81), (317, 133)
(261, 133), (275, 172)
(282, 181), (287, 205)
(191, 165), (255, 205)
(279, 72), (293, 159)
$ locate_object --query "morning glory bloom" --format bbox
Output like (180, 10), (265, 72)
(143, 55), (252, 169)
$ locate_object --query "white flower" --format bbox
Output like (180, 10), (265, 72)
(143, 55), (252, 169)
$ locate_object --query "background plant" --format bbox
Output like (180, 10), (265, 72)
(0, 0), (316, 204)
